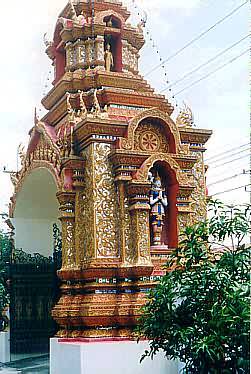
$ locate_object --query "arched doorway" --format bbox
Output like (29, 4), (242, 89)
(13, 168), (60, 257)
(10, 167), (61, 358)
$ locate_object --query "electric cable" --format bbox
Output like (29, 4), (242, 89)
(208, 148), (250, 165)
(207, 170), (250, 187)
(210, 153), (250, 169)
(128, 0), (180, 106)
(205, 142), (250, 161)
(173, 48), (249, 96)
(161, 35), (249, 92)
(144, 0), (249, 77)
(212, 184), (251, 196)
(207, 163), (250, 180)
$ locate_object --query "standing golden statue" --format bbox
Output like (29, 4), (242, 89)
(104, 44), (114, 72)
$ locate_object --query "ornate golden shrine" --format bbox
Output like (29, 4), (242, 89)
(10, 0), (212, 339)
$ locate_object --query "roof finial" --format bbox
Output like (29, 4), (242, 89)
(34, 107), (39, 125)
(176, 102), (194, 128)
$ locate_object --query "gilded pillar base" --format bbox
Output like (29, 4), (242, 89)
(52, 265), (154, 339)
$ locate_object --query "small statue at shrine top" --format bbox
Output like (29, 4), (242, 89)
(104, 44), (114, 72)
(149, 173), (168, 246)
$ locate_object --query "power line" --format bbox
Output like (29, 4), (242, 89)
(128, 0), (180, 107)
(206, 142), (250, 161)
(212, 153), (250, 169)
(161, 35), (249, 92)
(173, 48), (249, 96)
(212, 184), (251, 196)
(207, 164), (250, 180)
(144, 0), (249, 77)
(207, 170), (250, 187)
(208, 148), (250, 165)
(206, 136), (249, 156)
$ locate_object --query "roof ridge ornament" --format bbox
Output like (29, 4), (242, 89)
(58, 0), (86, 30)
(176, 102), (195, 128)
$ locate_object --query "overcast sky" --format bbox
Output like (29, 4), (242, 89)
(0, 0), (249, 218)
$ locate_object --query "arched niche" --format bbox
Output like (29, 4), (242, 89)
(134, 117), (176, 153)
(149, 161), (179, 249)
(102, 12), (123, 72)
(95, 10), (125, 28)
(12, 167), (60, 258)
(121, 109), (181, 153)
(104, 15), (122, 28)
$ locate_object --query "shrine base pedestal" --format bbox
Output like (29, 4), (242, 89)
(50, 338), (179, 374)
(0, 331), (10, 363)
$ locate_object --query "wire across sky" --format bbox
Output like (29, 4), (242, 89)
(144, 0), (249, 77)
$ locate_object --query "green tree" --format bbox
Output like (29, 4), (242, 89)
(139, 201), (250, 373)
(0, 230), (11, 316)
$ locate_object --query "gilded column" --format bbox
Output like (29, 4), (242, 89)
(57, 191), (76, 270)
(129, 204), (151, 266)
(72, 163), (86, 267)
(127, 182), (152, 267)
(65, 42), (75, 71)
(85, 39), (91, 68)
(75, 40), (86, 68)
(95, 35), (105, 69)
(116, 180), (126, 263)
(81, 144), (96, 264)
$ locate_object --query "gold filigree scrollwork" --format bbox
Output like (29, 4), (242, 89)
(57, 192), (76, 270)
(135, 153), (180, 182)
(129, 207), (151, 266)
(190, 152), (207, 224)
(94, 143), (120, 258)
(124, 196), (136, 265)
(63, 220), (75, 268)
(81, 146), (96, 263)
(138, 210), (151, 264)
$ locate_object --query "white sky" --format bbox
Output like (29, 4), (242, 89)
(0, 0), (249, 219)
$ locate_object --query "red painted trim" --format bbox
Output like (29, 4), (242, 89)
(58, 337), (139, 344)
(154, 161), (178, 248)
(168, 183), (178, 248)
(63, 168), (74, 190)
(115, 35), (122, 72)
(55, 50), (66, 84)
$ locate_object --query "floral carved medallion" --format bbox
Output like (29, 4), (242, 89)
(140, 131), (160, 151)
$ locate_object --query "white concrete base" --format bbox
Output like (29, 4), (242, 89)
(0, 331), (10, 364)
(50, 338), (179, 374)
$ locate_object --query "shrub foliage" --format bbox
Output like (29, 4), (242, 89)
(139, 201), (250, 373)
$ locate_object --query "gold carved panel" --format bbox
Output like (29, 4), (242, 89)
(134, 122), (169, 153)
(130, 209), (151, 266)
(93, 143), (120, 258)
(80, 145), (96, 262)
(124, 196), (136, 265)
(138, 210), (151, 265)
(190, 152), (207, 224)
(62, 220), (75, 269)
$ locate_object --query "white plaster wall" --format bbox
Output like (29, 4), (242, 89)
(13, 218), (60, 258)
(12, 168), (60, 258)
(50, 338), (179, 374)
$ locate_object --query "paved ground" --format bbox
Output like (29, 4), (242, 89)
(0, 355), (49, 374)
